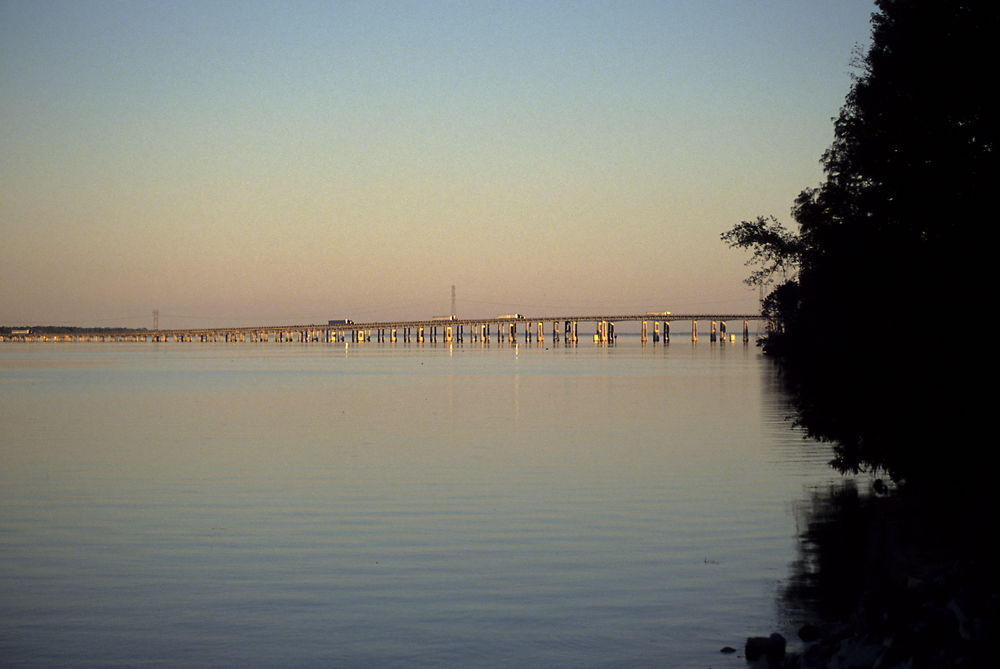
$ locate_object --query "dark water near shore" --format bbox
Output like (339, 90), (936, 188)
(0, 338), (852, 668)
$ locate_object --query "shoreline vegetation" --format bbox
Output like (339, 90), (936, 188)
(0, 326), (151, 335)
(724, 1), (997, 666)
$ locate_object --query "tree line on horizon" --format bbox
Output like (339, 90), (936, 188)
(0, 326), (150, 335)
(723, 0), (996, 489)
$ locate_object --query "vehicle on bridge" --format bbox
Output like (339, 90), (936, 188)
(328, 319), (354, 325)
(432, 315), (458, 321)
(497, 314), (525, 319)
(645, 311), (671, 316)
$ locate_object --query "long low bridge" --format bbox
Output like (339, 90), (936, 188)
(4, 313), (764, 344)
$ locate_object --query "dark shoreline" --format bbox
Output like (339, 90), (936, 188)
(737, 482), (998, 668)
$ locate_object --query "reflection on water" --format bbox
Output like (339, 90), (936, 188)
(781, 480), (876, 625)
(781, 474), (997, 662)
(1, 339), (847, 668)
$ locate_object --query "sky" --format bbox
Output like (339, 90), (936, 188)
(1, 1), (876, 328)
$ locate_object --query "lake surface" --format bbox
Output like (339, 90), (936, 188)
(0, 338), (848, 668)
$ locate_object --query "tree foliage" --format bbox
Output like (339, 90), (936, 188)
(721, 216), (803, 289)
(725, 0), (998, 488)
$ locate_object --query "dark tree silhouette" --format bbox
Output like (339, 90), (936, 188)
(725, 0), (998, 488)
(721, 216), (803, 290)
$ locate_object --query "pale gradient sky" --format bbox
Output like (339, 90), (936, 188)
(1, 1), (874, 328)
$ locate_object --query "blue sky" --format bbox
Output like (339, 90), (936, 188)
(1, 1), (875, 327)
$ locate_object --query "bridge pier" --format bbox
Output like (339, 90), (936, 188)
(594, 320), (615, 343)
(567, 320), (578, 342)
(691, 321), (698, 342)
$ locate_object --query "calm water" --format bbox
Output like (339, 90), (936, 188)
(0, 338), (845, 668)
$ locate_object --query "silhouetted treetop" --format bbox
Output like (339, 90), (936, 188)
(721, 216), (803, 288)
(809, 0), (997, 248)
(724, 0), (998, 488)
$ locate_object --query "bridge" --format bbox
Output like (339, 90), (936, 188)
(3, 313), (764, 344)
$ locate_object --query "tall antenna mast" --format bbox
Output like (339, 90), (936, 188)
(451, 285), (456, 317)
